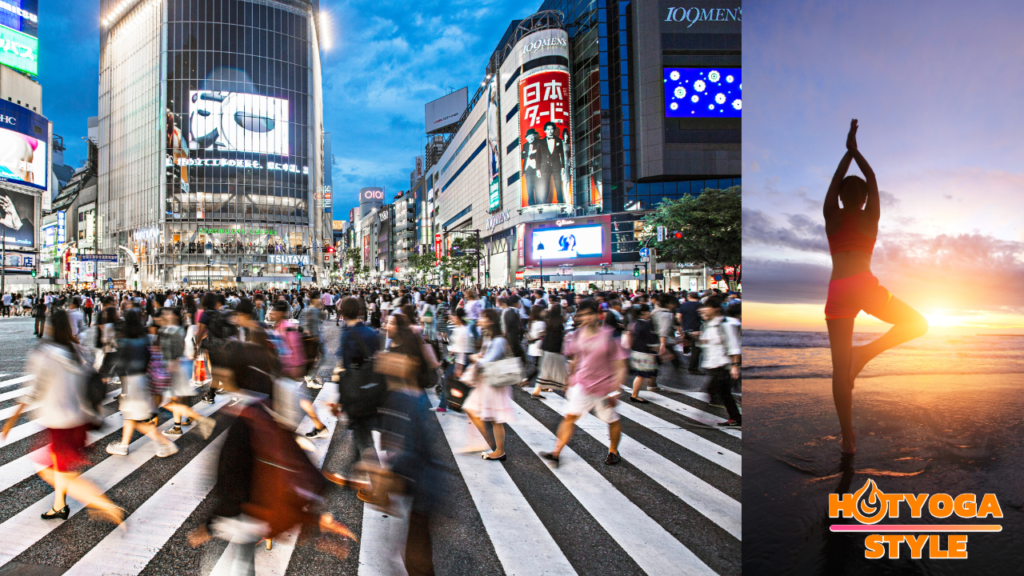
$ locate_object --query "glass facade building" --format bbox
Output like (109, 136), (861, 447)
(538, 0), (741, 214)
(98, 0), (328, 287)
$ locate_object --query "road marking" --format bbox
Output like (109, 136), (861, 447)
(428, 391), (578, 575)
(505, 400), (718, 576)
(0, 395), (229, 568)
(622, 385), (741, 439)
(615, 400), (740, 475)
(0, 387), (28, 403)
(64, 434), (228, 576)
(667, 389), (741, 403)
(357, 429), (411, 576)
(0, 389), (121, 448)
(538, 392), (741, 540)
(0, 375), (33, 389)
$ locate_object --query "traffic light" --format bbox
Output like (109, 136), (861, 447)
(633, 266), (640, 278)
(672, 230), (684, 240)
(296, 272), (303, 280)
(327, 246), (335, 253)
(30, 269), (36, 278)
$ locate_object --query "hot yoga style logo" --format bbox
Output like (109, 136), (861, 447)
(829, 479), (1003, 560)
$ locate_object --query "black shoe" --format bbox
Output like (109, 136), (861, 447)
(717, 420), (741, 428)
(482, 453), (507, 461)
(42, 505), (70, 520)
(539, 451), (560, 467)
(604, 452), (622, 465)
(629, 396), (648, 403)
(305, 426), (330, 439)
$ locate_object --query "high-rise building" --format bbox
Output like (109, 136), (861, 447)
(97, 0), (329, 288)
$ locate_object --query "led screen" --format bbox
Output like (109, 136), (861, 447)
(0, 188), (36, 247)
(531, 224), (603, 261)
(188, 91), (289, 155)
(664, 68), (741, 118)
(0, 25), (37, 76)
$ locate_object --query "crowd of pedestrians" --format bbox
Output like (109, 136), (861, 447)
(0, 281), (740, 576)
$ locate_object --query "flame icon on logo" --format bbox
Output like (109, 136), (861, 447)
(851, 479), (889, 524)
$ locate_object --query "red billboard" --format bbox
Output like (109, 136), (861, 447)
(519, 70), (572, 208)
(434, 233), (442, 262)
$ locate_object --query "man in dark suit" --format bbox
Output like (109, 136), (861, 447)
(536, 122), (567, 204)
(522, 129), (541, 206)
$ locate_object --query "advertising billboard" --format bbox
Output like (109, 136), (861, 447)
(664, 68), (741, 118)
(188, 91), (290, 155)
(0, 1), (38, 38)
(524, 216), (611, 267)
(0, 99), (47, 191)
(486, 78), (501, 213)
(359, 187), (385, 211)
(519, 69), (572, 207)
(0, 187), (35, 247)
(2, 251), (34, 273)
(0, 24), (36, 75)
(425, 87), (468, 133)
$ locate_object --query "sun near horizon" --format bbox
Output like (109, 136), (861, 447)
(746, 302), (1024, 336)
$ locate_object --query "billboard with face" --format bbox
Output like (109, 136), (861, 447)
(0, 99), (47, 192)
(519, 70), (572, 207)
(0, 188), (36, 248)
(189, 91), (290, 155)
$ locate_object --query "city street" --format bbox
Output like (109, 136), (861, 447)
(0, 318), (741, 575)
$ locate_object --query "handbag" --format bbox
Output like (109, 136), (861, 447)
(481, 339), (523, 388)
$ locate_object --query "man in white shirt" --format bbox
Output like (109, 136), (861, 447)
(1, 292), (10, 317)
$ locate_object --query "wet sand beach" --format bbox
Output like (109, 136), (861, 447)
(743, 374), (1024, 574)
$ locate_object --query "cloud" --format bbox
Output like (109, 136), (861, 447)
(741, 259), (831, 305)
(743, 209), (829, 253)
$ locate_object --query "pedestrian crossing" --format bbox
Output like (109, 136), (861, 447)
(0, 377), (741, 575)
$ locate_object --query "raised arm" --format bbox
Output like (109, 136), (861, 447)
(850, 148), (879, 217)
(824, 121), (858, 220)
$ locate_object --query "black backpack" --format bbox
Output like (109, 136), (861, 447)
(203, 309), (238, 366)
(334, 329), (387, 420)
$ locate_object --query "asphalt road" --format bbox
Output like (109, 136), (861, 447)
(0, 318), (741, 576)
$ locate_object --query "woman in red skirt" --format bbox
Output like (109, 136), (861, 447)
(1, 309), (123, 524)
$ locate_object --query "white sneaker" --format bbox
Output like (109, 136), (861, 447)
(106, 443), (128, 456)
(156, 443), (179, 458)
(198, 416), (216, 440)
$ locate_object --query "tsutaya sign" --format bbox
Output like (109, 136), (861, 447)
(199, 228), (274, 235)
(486, 209), (513, 231)
(268, 254), (311, 265)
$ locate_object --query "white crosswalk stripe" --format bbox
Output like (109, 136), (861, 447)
(622, 385), (742, 438)
(426, 391), (578, 575)
(0, 381), (740, 575)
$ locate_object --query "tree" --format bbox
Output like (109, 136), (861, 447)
(447, 236), (482, 287)
(344, 247), (361, 268)
(644, 186), (741, 282)
(406, 251), (436, 285)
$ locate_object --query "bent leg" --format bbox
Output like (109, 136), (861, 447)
(850, 296), (928, 382)
(827, 317), (857, 454)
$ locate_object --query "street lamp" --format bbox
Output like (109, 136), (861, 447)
(205, 241), (213, 290)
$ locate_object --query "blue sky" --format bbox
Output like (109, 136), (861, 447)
(37, 0), (537, 221)
(743, 0), (1024, 332)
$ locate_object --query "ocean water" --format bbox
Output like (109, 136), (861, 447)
(744, 330), (1024, 379)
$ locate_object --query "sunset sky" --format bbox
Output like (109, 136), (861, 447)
(743, 0), (1024, 334)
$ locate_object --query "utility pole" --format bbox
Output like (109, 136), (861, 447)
(1, 224), (5, 298)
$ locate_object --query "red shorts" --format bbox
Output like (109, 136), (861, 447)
(825, 271), (893, 320)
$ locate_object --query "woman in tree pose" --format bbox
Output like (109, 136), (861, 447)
(824, 119), (928, 455)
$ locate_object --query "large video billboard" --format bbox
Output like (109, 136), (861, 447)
(189, 91), (290, 155)
(486, 78), (501, 213)
(0, 100), (47, 191)
(664, 68), (741, 118)
(0, 188), (36, 247)
(0, 1), (37, 39)
(425, 88), (468, 133)
(0, 24), (36, 76)
(519, 70), (572, 207)
(524, 216), (611, 267)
